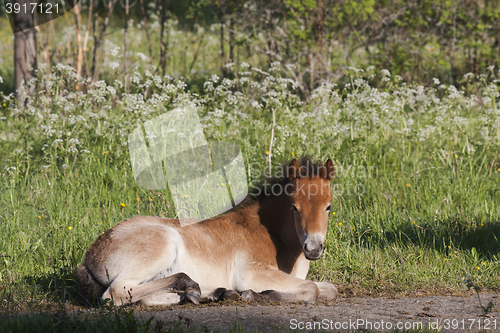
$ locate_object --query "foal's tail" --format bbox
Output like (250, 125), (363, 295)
(74, 265), (106, 306)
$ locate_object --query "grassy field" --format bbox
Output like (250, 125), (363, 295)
(0, 58), (500, 331)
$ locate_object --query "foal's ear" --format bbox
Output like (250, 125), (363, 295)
(288, 159), (300, 181)
(321, 159), (335, 181)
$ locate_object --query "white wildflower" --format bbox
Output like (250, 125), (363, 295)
(52, 139), (63, 146)
(381, 69), (391, 77)
(69, 138), (80, 145)
(68, 146), (78, 153)
(111, 47), (121, 57)
(137, 52), (150, 62)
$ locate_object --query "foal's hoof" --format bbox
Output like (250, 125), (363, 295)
(241, 290), (265, 302)
(185, 288), (200, 304)
(223, 290), (241, 301)
(241, 290), (255, 302)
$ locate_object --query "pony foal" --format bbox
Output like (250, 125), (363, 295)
(75, 158), (337, 306)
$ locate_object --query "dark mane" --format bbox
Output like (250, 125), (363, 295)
(245, 156), (326, 202)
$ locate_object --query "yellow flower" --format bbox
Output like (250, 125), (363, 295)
(221, 183), (225, 186)
(338, 222), (342, 226)
(476, 266), (480, 270)
(121, 203), (126, 208)
(448, 246), (451, 249)
(98, 222), (103, 225)
(3, 103), (6, 107)
(497, 168), (500, 172)
(444, 258), (448, 261)
(68, 226), (72, 231)
(446, 152), (449, 155)
(265, 151), (269, 155)
(38, 216), (41, 220)
(103, 151), (109, 154)
(406, 183), (411, 188)
(332, 212), (335, 215)
(184, 195), (188, 198)
(455, 154), (458, 158)
(136, 197), (140, 202)
(482, 262), (486, 265)
(148, 196), (152, 202)
(291, 152), (295, 156)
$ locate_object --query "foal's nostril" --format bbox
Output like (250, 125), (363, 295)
(304, 242), (322, 254)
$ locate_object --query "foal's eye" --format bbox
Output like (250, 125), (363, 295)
(326, 205), (331, 212)
(292, 205), (299, 212)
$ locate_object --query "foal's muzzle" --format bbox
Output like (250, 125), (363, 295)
(303, 236), (324, 260)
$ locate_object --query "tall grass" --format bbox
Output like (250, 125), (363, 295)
(0, 59), (499, 316)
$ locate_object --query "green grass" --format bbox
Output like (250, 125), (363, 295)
(0, 58), (500, 332)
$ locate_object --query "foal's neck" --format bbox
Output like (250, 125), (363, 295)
(258, 191), (302, 256)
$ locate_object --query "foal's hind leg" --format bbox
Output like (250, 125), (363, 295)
(102, 272), (201, 306)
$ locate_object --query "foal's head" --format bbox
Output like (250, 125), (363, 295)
(287, 159), (334, 260)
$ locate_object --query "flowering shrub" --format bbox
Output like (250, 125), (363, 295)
(2, 63), (499, 175)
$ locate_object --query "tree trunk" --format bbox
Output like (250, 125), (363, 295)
(158, 0), (169, 76)
(13, 0), (37, 102)
(73, 0), (84, 89)
(35, 23), (51, 66)
(90, 0), (100, 79)
(91, 0), (118, 80)
(312, 0), (324, 80)
(140, 0), (153, 63)
(220, 23), (225, 75)
(189, 34), (204, 74)
(83, 0), (93, 78)
(229, 17), (235, 66)
(123, 0), (130, 91)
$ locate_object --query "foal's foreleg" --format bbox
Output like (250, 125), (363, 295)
(103, 272), (201, 306)
(199, 288), (241, 303)
(242, 268), (321, 303)
(314, 281), (338, 301)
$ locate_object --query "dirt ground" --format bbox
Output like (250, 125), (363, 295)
(132, 293), (500, 332)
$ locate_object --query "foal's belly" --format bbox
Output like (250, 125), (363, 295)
(148, 240), (250, 293)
